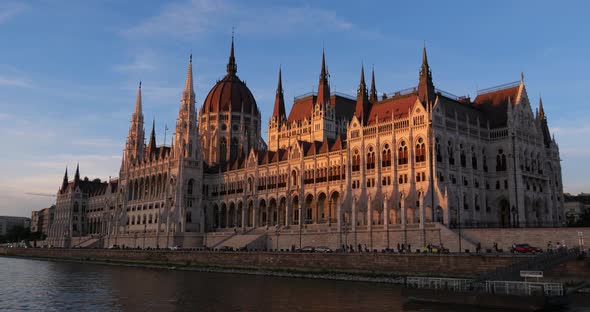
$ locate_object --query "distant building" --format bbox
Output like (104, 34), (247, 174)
(31, 205), (55, 235)
(0, 216), (31, 236)
(564, 193), (590, 223)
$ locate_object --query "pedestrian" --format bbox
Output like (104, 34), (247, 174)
(476, 242), (481, 254)
(401, 243), (405, 253)
(358, 243), (362, 253)
(408, 243), (412, 253)
(364, 244), (368, 252)
(493, 242), (498, 252)
(547, 241), (553, 253)
(397, 243), (401, 253)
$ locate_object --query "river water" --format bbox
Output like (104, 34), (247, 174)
(1, 257), (588, 312)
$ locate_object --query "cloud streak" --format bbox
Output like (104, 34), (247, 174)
(121, 0), (380, 39)
(0, 2), (27, 24)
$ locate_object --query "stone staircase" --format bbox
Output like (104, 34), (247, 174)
(435, 223), (478, 252)
(212, 227), (268, 250)
(72, 235), (101, 248)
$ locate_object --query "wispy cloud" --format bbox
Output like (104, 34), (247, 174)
(121, 0), (227, 37)
(0, 75), (32, 88)
(113, 50), (159, 74)
(0, 2), (28, 24)
(121, 0), (381, 39)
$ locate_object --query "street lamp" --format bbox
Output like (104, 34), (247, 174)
(342, 221), (350, 251)
(143, 223), (147, 250)
(457, 206), (462, 253)
(299, 208), (302, 249)
(275, 225), (281, 251)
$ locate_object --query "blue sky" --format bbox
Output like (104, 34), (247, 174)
(1, 0), (589, 217)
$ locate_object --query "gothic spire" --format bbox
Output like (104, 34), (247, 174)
(74, 163), (80, 183)
(226, 34), (237, 76)
(61, 167), (68, 191)
(539, 96), (545, 120)
(135, 81), (142, 115)
(183, 54), (195, 100)
(147, 119), (156, 153)
(272, 67), (286, 123)
(370, 67), (378, 103)
(317, 49), (331, 105)
(355, 64), (371, 124)
(418, 44), (435, 105)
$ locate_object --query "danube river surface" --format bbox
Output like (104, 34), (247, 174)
(1, 257), (589, 312)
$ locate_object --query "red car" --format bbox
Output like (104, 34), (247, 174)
(512, 244), (543, 253)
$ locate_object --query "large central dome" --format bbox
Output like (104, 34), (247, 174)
(201, 74), (258, 114)
(199, 38), (259, 115)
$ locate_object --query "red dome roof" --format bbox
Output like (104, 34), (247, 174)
(200, 74), (258, 115)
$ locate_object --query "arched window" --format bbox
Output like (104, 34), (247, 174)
(187, 179), (194, 195)
(366, 147), (375, 170)
(435, 137), (442, 162)
(188, 140), (193, 158)
(230, 138), (239, 160)
(131, 215), (135, 225)
(460, 144), (466, 167)
(448, 140), (455, 165)
(382, 144), (391, 167)
(186, 211), (192, 223)
(352, 149), (360, 171)
(415, 138), (426, 162)
(496, 149), (507, 171)
(398, 141), (408, 165)
(149, 214), (153, 224)
(220, 137), (227, 163)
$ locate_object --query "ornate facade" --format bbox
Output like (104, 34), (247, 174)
(47, 39), (564, 249)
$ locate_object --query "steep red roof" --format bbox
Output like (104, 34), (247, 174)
(330, 136), (342, 152)
(367, 94), (417, 125)
(472, 84), (519, 128)
(318, 139), (329, 153)
(287, 95), (315, 123)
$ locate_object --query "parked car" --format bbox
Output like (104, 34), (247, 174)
(299, 246), (315, 252)
(315, 246), (332, 253)
(511, 244), (543, 254)
(108, 244), (120, 249)
(169, 246), (181, 251)
(423, 245), (450, 254)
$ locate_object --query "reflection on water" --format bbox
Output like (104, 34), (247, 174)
(1, 257), (588, 312)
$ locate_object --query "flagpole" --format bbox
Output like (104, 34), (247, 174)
(164, 123), (169, 146)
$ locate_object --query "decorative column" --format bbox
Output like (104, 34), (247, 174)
(384, 196), (389, 228)
(241, 202), (246, 230)
(419, 192), (425, 229)
(367, 195), (372, 230)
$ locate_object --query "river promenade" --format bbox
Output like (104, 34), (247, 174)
(2, 247), (536, 279)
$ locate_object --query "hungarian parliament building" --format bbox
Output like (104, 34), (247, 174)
(47, 38), (564, 249)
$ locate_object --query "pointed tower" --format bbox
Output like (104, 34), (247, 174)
(538, 97), (552, 148)
(147, 119), (157, 156)
(355, 64), (371, 124)
(316, 49), (331, 105)
(175, 54), (198, 159)
(538, 96), (545, 121)
(60, 167), (68, 192)
(417, 45), (435, 105)
(272, 67), (286, 124)
(369, 67), (378, 103)
(125, 82), (145, 162)
(226, 34), (237, 76)
(74, 163), (80, 184)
